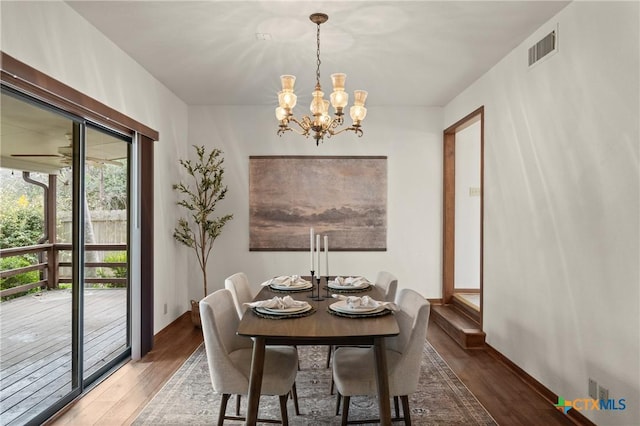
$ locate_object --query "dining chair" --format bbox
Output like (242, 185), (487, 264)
(199, 289), (299, 425)
(374, 270), (398, 302)
(326, 271), (398, 371)
(332, 288), (430, 425)
(224, 272), (254, 318)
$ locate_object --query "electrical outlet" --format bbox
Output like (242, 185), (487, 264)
(588, 378), (598, 399)
(598, 385), (609, 401)
(164, 303), (168, 315)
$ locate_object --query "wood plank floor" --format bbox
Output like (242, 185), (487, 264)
(46, 312), (577, 426)
(1, 289), (127, 425)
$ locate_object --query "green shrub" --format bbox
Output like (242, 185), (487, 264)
(0, 197), (44, 249)
(96, 251), (127, 288)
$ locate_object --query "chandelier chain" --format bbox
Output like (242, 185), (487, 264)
(316, 22), (321, 88)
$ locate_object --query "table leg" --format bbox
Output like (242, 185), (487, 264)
(373, 337), (392, 426)
(246, 337), (266, 425)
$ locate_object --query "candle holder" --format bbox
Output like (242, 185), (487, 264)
(309, 275), (325, 301)
(308, 271), (316, 299)
(324, 276), (331, 298)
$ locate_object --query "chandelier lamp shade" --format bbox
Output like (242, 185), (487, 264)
(275, 13), (367, 145)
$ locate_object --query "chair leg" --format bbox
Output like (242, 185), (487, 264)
(400, 395), (411, 426)
(335, 391), (341, 416)
(326, 345), (332, 368)
(340, 395), (350, 426)
(394, 395), (400, 419)
(218, 393), (231, 426)
(330, 374), (335, 395)
(235, 394), (241, 416)
(291, 382), (300, 415)
(279, 394), (290, 426)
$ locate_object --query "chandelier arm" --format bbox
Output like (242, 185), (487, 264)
(328, 126), (364, 138)
(287, 116), (312, 136)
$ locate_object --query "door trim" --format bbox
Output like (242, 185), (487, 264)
(442, 106), (484, 326)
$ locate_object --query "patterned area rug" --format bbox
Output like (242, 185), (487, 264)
(134, 343), (497, 425)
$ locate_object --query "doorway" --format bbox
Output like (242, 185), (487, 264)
(0, 89), (131, 425)
(442, 106), (484, 326)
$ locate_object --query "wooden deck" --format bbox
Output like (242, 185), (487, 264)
(1, 288), (127, 425)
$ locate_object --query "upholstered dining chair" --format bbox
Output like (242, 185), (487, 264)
(224, 272), (254, 319)
(326, 271), (399, 371)
(332, 288), (430, 425)
(374, 270), (398, 302)
(199, 289), (299, 425)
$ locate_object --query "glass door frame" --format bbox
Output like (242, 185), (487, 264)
(1, 87), (133, 425)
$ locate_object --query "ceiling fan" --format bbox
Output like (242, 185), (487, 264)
(10, 134), (122, 167)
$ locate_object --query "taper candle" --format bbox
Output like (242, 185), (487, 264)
(324, 235), (329, 277)
(310, 228), (315, 271)
(316, 234), (321, 277)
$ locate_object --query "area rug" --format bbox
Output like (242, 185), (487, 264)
(134, 343), (497, 425)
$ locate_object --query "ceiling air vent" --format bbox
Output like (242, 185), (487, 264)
(528, 28), (557, 67)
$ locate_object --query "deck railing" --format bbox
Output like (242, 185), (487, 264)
(0, 243), (127, 298)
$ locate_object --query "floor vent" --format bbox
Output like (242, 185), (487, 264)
(528, 28), (557, 67)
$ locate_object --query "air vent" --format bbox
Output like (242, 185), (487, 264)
(528, 28), (557, 67)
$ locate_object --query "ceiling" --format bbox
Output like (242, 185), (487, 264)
(0, 93), (127, 173)
(66, 1), (570, 107)
(1, 1), (570, 173)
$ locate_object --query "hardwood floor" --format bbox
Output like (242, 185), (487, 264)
(47, 313), (576, 425)
(427, 319), (575, 426)
(46, 312), (202, 426)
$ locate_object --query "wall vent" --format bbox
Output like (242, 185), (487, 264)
(528, 28), (557, 67)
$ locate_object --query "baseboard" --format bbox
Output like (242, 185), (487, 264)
(485, 343), (596, 426)
(427, 298), (443, 305)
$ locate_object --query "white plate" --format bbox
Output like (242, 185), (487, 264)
(256, 304), (312, 315)
(270, 282), (313, 291)
(329, 300), (385, 315)
(328, 280), (370, 290)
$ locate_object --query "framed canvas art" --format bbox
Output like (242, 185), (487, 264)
(249, 156), (387, 251)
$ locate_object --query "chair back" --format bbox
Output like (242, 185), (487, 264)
(386, 288), (430, 395)
(374, 271), (398, 302)
(199, 289), (253, 394)
(225, 272), (254, 318)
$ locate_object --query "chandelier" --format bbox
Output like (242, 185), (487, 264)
(275, 13), (368, 146)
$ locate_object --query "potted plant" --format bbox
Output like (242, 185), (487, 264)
(173, 145), (233, 327)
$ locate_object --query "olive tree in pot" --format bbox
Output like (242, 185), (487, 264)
(173, 145), (233, 327)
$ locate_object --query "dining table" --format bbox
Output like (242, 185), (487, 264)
(236, 276), (400, 426)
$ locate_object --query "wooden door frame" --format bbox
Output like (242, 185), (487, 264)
(442, 106), (484, 325)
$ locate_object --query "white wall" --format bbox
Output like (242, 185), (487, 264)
(445, 2), (639, 424)
(454, 120), (481, 289)
(185, 105), (443, 302)
(0, 1), (190, 332)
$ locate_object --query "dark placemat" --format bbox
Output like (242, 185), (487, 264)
(324, 285), (372, 294)
(251, 306), (316, 320)
(268, 285), (313, 294)
(327, 307), (393, 319)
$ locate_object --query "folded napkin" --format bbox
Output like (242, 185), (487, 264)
(244, 295), (309, 310)
(332, 294), (397, 311)
(261, 275), (309, 287)
(332, 276), (370, 287)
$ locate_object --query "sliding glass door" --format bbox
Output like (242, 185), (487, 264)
(0, 89), (131, 425)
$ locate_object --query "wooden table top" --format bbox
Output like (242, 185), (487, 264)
(237, 281), (399, 346)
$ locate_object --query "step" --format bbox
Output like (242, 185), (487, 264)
(452, 293), (481, 324)
(431, 304), (485, 349)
